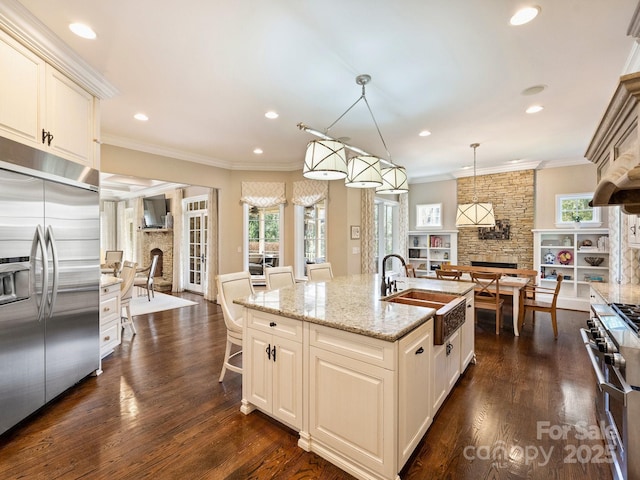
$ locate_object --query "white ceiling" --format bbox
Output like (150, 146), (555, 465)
(16, 0), (640, 185)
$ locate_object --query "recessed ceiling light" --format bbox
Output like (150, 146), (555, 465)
(134, 113), (149, 121)
(265, 111), (279, 119)
(521, 84), (547, 96)
(526, 105), (544, 114)
(69, 23), (96, 39)
(462, 165), (472, 170)
(510, 6), (540, 26)
(509, 159), (522, 164)
(418, 130), (432, 137)
(253, 148), (263, 155)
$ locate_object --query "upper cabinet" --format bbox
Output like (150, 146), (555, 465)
(0, 30), (97, 168)
(45, 65), (96, 165)
(0, 31), (42, 146)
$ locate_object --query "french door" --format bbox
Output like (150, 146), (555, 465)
(184, 196), (207, 293)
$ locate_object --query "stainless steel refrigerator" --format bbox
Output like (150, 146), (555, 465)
(0, 136), (100, 435)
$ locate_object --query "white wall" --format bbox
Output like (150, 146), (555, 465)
(407, 179), (457, 230)
(535, 163), (607, 229)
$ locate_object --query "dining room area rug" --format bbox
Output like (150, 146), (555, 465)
(129, 292), (198, 316)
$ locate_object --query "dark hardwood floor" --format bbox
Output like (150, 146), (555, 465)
(0, 293), (613, 480)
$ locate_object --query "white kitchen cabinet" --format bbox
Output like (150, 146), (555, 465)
(242, 310), (303, 430)
(398, 320), (433, 466)
(432, 328), (461, 414)
(0, 29), (97, 168)
(307, 321), (433, 479)
(45, 65), (95, 166)
(533, 229), (609, 311)
(0, 30), (42, 146)
(459, 290), (475, 370)
(99, 282), (121, 362)
(628, 214), (640, 248)
(407, 230), (458, 277)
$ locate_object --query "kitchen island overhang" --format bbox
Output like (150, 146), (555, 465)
(235, 274), (474, 341)
(235, 274), (475, 480)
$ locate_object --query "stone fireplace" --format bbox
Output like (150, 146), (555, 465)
(456, 170), (534, 269)
(140, 230), (173, 292)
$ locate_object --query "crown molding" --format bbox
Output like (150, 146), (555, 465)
(450, 160), (542, 179)
(0, 0), (118, 99)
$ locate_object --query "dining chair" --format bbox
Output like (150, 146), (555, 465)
(216, 271), (255, 382)
(435, 269), (461, 280)
(306, 262), (333, 281)
(405, 264), (416, 278)
(134, 254), (159, 301)
(471, 271), (504, 334)
(265, 265), (295, 291)
(518, 275), (564, 338)
(119, 261), (138, 335)
(102, 250), (124, 276)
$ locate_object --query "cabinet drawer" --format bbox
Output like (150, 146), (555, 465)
(309, 323), (395, 369)
(100, 321), (119, 353)
(101, 283), (120, 297)
(100, 295), (119, 322)
(247, 310), (302, 341)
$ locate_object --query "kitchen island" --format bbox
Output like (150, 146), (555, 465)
(235, 274), (475, 480)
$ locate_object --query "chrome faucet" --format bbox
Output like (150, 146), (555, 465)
(381, 253), (406, 296)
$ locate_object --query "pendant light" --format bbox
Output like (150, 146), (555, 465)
(455, 143), (496, 227)
(345, 155), (382, 188)
(299, 75), (408, 192)
(303, 139), (348, 180)
(377, 165), (408, 194)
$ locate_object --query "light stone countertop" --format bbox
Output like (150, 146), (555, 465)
(100, 274), (122, 288)
(591, 282), (640, 305)
(235, 274), (475, 342)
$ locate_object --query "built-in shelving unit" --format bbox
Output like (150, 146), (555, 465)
(533, 228), (609, 311)
(407, 231), (458, 277)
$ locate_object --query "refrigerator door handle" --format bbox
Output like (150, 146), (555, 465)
(30, 225), (48, 322)
(45, 226), (59, 315)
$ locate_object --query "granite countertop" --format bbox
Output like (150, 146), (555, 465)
(591, 282), (640, 305)
(100, 274), (122, 288)
(235, 274), (475, 342)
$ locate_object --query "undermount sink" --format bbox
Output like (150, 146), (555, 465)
(384, 290), (467, 345)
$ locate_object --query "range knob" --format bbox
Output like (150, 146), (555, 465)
(604, 353), (625, 369)
(587, 319), (597, 329)
(596, 339), (608, 352)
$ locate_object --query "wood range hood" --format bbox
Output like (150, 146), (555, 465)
(586, 71), (640, 214)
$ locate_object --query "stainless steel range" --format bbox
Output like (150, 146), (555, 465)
(582, 302), (640, 480)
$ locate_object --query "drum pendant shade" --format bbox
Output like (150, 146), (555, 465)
(303, 140), (348, 180)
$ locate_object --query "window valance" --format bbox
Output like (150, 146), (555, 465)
(241, 182), (286, 207)
(292, 179), (328, 207)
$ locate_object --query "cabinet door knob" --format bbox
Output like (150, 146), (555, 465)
(415, 346), (424, 355)
(269, 321), (277, 327)
(266, 343), (271, 360)
(104, 335), (110, 341)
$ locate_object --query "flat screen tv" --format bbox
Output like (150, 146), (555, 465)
(143, 194), (168, 228)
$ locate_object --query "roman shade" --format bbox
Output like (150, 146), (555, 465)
(240, 182), (286, 207)
(292, 179), (328, 207)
